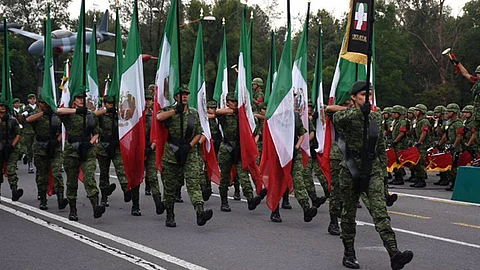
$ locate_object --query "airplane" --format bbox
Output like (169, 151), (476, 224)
(4, 10), (115, 57)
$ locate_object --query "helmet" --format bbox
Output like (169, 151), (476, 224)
(103, 95), (115, 103)
(226, 92), (237, 101)
(446, 103), (460, 114)
(475, 65), (480, 74)
(434, 105), (446, 114)
(383, 107), (393, 115)
(392, 105), (406, 115)
(426, 110), (434, 117)
(207, 100), (217, 108)
(462, 105), (474, 113)
(349, 81), (373, 95)
(414, 104), (427, 114)
(148, 84), (155, 90)
(407, 107), (415, 114)
(252, 78), (264, 86)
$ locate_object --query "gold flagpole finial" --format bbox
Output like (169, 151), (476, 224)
(222, 17), (225, 25)
(250, 10), (254, 19)
(200, 8), (204, 18)
(115, 0), (120, 9)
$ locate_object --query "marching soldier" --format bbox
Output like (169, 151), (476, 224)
(462, 105), (476, 157)
(21, 93), (37, 173)
(144, 92), (165, 215)
(410, 104), (431, 188)
(432, 106), (449, 186)
(156, 86), (213, 227)
(26, 98), (68, 210)
(215, 92), (266, 213)
(0, 102), (24, 201)
(381, 107), (392, 143)
(437, 103), (464, 191)
(95, 95), (134, 213)
(57, 93), (106, 221)
(389, 105), (408, 185)
(252, 78), (265, 113)
(201, 100), (222, 201)
(334, 81), (413, 269)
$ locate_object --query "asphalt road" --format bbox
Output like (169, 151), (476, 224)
(1, 162), (479, 270)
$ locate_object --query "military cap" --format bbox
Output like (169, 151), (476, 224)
(103, 95), (115, 103)
(145, 92), (153, 100)
(226, 92), (237, 101)
(349, 81), (373, 95)
(426, 110), (434, 117)
(148, 84), (155, 90)
(462, 105), (474, 113)
(475, 65), (480, 74)
(12, 98), (20, 103)
(27, 93), (36, 99)
(178, 84), (190, 94)
(207, 100), (217, 108)
(73, 92), (86, 98)
(407, 107), (415, 114)
(392, 105), (406, 115)
(252, 77), (264, 86)
(414, 104), (428, 114)
(383, 107), (393, 115)
(434, 105), (446, 114)
(446, 103), (460, 114)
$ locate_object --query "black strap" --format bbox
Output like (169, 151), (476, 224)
(86, 113), (95, 139)
(362, 117), (378, 176)
(184, 112), (195, 142)
(336, 132), (361, 179)
(50, 114), (60, 140)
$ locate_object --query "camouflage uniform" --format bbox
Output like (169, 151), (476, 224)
(444, 104), (464, 190)
(410, 104), (431, 187)
(30, 105), (68, 209)
(334, 107), (402, 263)
(303, 118), (328, 199)
(390, 106), (408, 184)
(22, 98), (37, 170)
(462, 106), (476, 154)
(0, 114), (23, 199)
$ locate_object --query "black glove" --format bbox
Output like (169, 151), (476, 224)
(43, 108), (53, 117)
(106, 107), (116, 114)
(312, 111), (319, 120)
(360, 104), (371, 115)
(175, 144), (192, 165)
(175, 104), (184, 114)
(180, 143), (192, 154)
(75, 107), (87, 115)
(232, 108), (239, 115)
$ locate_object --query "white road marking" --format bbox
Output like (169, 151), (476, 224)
(1, 197), (208, 270)
(0, 203), (165, 270)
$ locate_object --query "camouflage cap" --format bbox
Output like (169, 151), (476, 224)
(252, 77), (264, 86)
(12, 98), (20, 103)
(226, 92), (237, 101)
(148, 84), (155, 90)
(392, 105), (406, 115)
(426, 110), (434, 117)
(414, 104), (428, 114)
(434, 105), (446, 114)
(207, 100), (217, 108)
(446, 103), (460, 114)
(462, 105), (474, 113)
(74, 92), (86, 98)
(103, 95), (115, 103)
(178, 84), (190, 94)
(349, 81), (373, 95)
(145, 92), (153, 100)
(407, 107), (415, 114)
(475, 65), (480, 74)
(383, 107), (393, 114)
(27, 93), (36, 99)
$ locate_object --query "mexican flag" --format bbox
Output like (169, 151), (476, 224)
(292, 2), (310, 168)
(188, 17), (220, 185)
(152, 0), (181, 171)
(108, 6), (123, 104)
(213, 21), (228, 109)
(235, 6), (262, 193)
(264, 30), (277, 106)
(118, 0), (146, 190)
(68, 0), (86, 107)
(260, 3), (294, 211)
(102, 75), (112, 97)
(86, 21), (99, 111)
(2, 17), (13, 110)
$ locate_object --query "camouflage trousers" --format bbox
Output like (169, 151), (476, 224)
(218, 144), (254, 200)
(291, 152), (310, 206)
(21, 132), (34, 163)
(329, 159), (343, 217)
(145, 150), (161, 198)
(411, 149), (427, 182)
(63, 143), (99, 201)
(303, 157), (329, 199)
(161, 150), (203, 208)
(33, 146), (64, 194)
(339, 165), (398, 257)
(97, 145), (128, 193)
(0, 147), (20, 191)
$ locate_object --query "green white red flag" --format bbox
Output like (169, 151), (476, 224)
(86, 21), (99, 111)
(213, 20), (228, 109)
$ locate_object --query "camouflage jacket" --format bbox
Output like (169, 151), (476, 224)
(218, 113), (239, 147)
(463, 116), (476, 145)
(445, 118), (463, 152)
(98, 112), (119, 142)
(413, 116), (430, 150)
(22, 104), (38, 135)
(209, 117), (222, 143)
(391, 118), (408, 151)
(253, 90), (265, 112)
(145, 106), (153, 142)
(60, 111), (100, 140)
(0, 115), (22, 141)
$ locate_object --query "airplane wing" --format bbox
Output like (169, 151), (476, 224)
(8, 28), (43, 40)
(86, 27), (116, 37)
(86, 46), (114, 57)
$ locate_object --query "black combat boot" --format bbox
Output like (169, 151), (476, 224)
(342, 241), (359, 269)
(386, 193), (398, 207)
(101, 183), (117, 207)
(301, 201), (317, 223)
(247, 189), (267, 210)
(131, 187), (141, 216)
(57, 192), (68, 210)
(122, 184), (132, 203)
(220, 190), (231, 212)
(153, 196), (165, 215)
(312, 196), (327, 208)
(68, 200), (78, 221)
(328, 213), (341, 236)
(174, 187), (183, 203)
(391, 174), (404, 185)
(270, 206), (282, 223)
(11, 188), (24, 201)
(390, 250), (414, 270)
(281, 190), (292, 209)
(165, 206), (176, 227)
(195, 204), (213, 226)
(355, 201), (362, 208)
(145, 180), (151, 196)
(411, 180), (426, 188)
(201, 183), (212, 202)
(90, 196), (106, 219)
(39, 193), (48, 210)
(233, 180), (241, 200)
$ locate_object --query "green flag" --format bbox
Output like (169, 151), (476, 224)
(1, 16), (13, 111)
(109, 6), (123, 104)
(213, 20), (228, 108)
(86, 20), (99, 110)
(41, 3), (57, 111)
(264, 31), (276, 106)
(68, 0), (86, 106)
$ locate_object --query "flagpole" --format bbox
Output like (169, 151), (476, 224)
(81, 0), (87, 141)
(177, 0), (184, 138)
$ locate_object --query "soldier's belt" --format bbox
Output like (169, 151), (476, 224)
(35, 135), (51, 142)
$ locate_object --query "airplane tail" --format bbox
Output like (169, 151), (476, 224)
(98, 10), (109, 33)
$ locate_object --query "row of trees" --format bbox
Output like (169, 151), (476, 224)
(1, 0), (480, 109)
